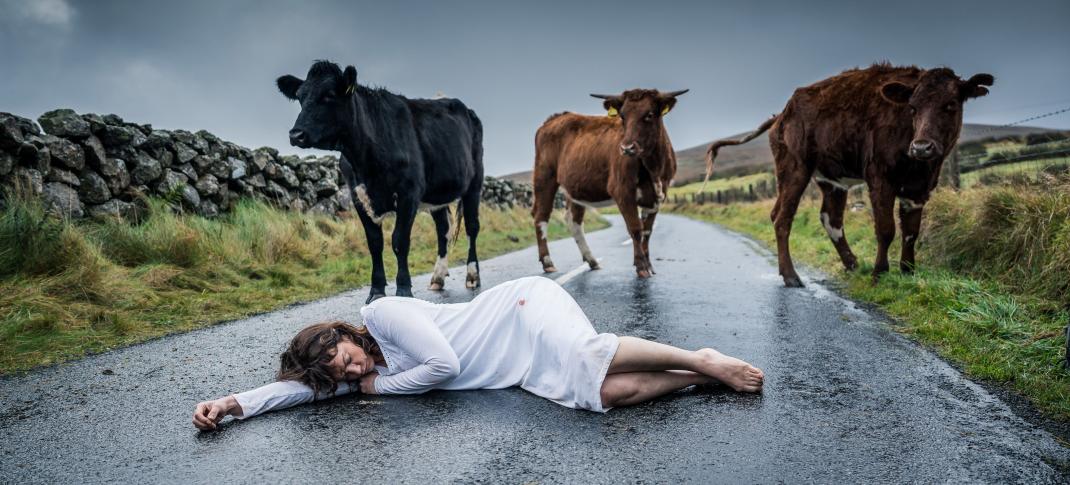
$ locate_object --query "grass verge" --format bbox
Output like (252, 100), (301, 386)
(0, 195), (606, 373)
(669, 186), (1070, 420)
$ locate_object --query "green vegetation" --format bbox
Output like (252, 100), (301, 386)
(670, 182), (1070, 419)
(0, 192), (605, 373)
(960, 156), (1070, 188)
(668, 172), (776, 197)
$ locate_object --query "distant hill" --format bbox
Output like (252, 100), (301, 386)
(500, 123), (1065, 185)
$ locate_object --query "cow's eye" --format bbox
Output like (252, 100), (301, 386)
(945, 103), (957, 112)
(909, 106), (917, 115)
(644, 112), (654, 121)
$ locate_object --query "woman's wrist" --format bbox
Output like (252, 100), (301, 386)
(223, 395), (244, 417)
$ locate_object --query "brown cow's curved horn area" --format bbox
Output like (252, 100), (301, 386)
(662, 89), (690, 97)
(590, 93), (616, 100)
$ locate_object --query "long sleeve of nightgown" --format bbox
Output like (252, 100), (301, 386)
(232, 380), (353, 419)
(368, 300), (461, 395)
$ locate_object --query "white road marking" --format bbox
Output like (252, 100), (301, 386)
(554, 258), (602, 285)
(620, 239), (631, 246)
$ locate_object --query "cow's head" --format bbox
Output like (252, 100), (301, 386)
(277, 61), (357, 150)
(881, 68), (994, 162)
(591, 89), (688, 158)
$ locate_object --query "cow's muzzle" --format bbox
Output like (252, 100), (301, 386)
(908, 139), (939, 161)
(620, 142), (640, 156)
(289, 129), (310, 148)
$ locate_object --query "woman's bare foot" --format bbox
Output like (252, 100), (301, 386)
(695, 348), (764, 392)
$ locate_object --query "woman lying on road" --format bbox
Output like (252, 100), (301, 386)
(193, 276), (763, 430)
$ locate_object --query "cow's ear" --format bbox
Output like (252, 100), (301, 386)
(342, 66), (357, 95)
(660, 97), (678, 116)
(602, 98), (622, 116)
(277, 75), (303, 100)
(962, 73), (994, 99)
(880, 82), (914, 104)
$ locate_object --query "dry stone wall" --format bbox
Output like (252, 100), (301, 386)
(0, 109), (550, 220)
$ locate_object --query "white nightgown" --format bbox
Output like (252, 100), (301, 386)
(233, 276), (620, 416)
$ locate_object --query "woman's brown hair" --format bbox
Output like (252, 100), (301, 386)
(276, 321), (380, 396)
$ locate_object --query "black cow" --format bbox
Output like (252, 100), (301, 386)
(278, 60), (484, 303)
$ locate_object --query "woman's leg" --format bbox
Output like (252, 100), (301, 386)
(607, 336), (764, 392)
(600, 371), (713, 408)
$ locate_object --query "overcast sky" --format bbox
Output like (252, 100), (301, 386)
(2, 0), (1068, 176)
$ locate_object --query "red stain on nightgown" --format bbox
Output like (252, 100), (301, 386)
(518, 298), (526, 306)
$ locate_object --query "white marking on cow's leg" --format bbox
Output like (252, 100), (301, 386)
(537, 221), (549, 241)
(568, 217), (599, 269)
(465, 261), (480, 289)
(820, 212), (844, 242)
(429, 256), (449, 290)
(898, 197), (924, 212)
(641, 206), (659, 217)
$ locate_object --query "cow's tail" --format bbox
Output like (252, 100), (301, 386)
(701, 115), (778, 191)
(448, 201), (464, 246)
(448, 109), (483, 247)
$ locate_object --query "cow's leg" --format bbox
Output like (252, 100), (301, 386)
(817, 182), (858, 271)
(532, 177), (560, 273)
(428, 208), (450, 291)
(567, 200), (599, 270)
(771, 160), (814, 288)
(615, 195), (652, 278)
(355, 206), (387, 303)
(869, 183), (897, 282)
(898, 196), (925, 274)
(391, 197), (419, 298)
(462, 187), (482, 289)
(640, 206), (658, 274)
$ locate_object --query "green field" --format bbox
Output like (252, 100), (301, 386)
(0, 195), (606, 373)
(669, 184), (1070, 420)
(960, 156), (1070, 188)
(669, 172), (776, 198)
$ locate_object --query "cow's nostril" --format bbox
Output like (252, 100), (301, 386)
(289, 129), (307, 145)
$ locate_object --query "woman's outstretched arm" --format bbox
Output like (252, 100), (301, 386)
(192, 380), (353, 430)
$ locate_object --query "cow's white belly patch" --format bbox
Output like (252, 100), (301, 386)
(814, 173), (864, 192)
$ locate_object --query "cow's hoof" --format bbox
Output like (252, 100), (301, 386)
(843, 257), (859, 272)
(899, 262), (916, 274)
(543, 266), (558, 273)
(782, 275), (804, 288)
(465, 277), (480, 289)
(586, 259), (600, 270)
(637, 269), (652, 278)
(396, 286), (414, 298)
(365, 289), (387, 304)
(428, 281), (445, 291)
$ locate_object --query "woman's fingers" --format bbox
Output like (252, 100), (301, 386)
(192, 401), (218, 430)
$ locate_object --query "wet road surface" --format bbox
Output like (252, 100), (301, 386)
(2, 214), (1068, 483)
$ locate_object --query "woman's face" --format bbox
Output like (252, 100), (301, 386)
(327, 338), (376, 383)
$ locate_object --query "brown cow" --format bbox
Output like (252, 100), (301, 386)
(706, 64), (993, 287)
(532, 89), (688, 278)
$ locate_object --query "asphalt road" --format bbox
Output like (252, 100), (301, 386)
(2, 214), (1068, 484)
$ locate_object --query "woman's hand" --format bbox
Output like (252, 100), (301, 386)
(360, 371), (379, 394)
(192, 395), (241, 431)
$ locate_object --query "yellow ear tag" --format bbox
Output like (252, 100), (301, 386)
(661, 105), (671, 116)
(607, 107), (619, 118)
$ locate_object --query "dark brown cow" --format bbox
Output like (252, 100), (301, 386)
(532, 89), (688, 278)
(706, 64), (993, 287)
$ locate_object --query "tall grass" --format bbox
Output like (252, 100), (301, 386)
(0, 190), (603, 372)
(923, 183), (1070, 304)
